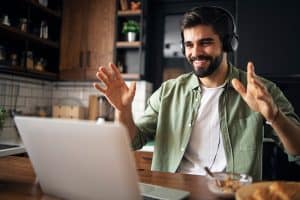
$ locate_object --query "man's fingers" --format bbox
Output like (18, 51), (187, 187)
(96, 71), (110, 86)
(252, 77), (266, 91)
(232, 78), (246, 98)
(247, 62), (256, 83)
(93, 82), (106, 93)
(110, 63), (123, 81)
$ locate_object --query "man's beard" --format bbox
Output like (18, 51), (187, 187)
(188, 53), (223, 78)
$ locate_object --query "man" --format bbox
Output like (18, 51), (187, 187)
(94, 6), (300, 180)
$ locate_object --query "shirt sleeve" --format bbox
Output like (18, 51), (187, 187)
(131, 85), (162, 150)
(264, 79), (300, 163)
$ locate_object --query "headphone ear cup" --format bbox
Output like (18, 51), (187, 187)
(230, 34), (239, 51)
(223, 34), (238, 52)
(180, 32), (185, 55)
(181, 42), (185, 55)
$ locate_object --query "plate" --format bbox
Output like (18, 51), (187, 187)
(207, 172), (252, 199)
(235, 181), (300, 200)
(207, 179), (235, 198)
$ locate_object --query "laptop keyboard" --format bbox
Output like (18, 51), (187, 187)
(139, 183), (190, 200)
(0, 144), (18, 150)
(143, 196), (158, 200)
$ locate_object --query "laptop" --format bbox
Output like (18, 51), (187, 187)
(14, 116), (190, 200)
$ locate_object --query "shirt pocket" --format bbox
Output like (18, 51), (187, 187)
(230, 113), (263, 151)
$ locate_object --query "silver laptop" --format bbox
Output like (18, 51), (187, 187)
(14, 116), (190, 200)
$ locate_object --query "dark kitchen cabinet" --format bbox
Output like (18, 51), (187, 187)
(237, 0), (300, 75)
(0, 0), (62, 80)
(60, 0), (116, 81)
(237, 0), (300, 116)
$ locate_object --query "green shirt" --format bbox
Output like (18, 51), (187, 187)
(132, 65), (300, 180)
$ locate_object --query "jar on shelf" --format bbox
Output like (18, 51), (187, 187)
(35, 57), (45, 71)
(22, 51), (34, 70)
(10, 53), (18, 67)
(0, 45), (6, 63)
(19, 18), (28, 32)
(40, 20), (48, 39)
(38, 0), (48, 7)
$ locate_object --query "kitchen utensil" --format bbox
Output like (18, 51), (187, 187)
(88, 95), (98, 120)
(97, 95), (114, 121)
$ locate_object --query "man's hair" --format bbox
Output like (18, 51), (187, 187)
(180, 6), (235, 43)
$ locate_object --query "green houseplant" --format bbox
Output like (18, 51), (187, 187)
(122, 20), (140, 42)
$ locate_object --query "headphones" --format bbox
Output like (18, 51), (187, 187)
(181, 6), (239, 54)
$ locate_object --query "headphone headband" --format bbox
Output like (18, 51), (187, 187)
(181, 6), (239, 54)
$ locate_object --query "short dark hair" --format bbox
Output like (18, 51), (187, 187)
(180, 6), (234, 42)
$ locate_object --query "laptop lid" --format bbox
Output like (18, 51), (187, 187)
(14, 116), (140, 200)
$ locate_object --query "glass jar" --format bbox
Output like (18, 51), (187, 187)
(10, 53), (18, 67)
(19, 18), (28, 32)
(22, 51), (34, 69)
(0, 45), (6, 62)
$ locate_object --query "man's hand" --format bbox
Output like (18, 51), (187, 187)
(93, 63), (136, 112)
(231, 62), (278, 122)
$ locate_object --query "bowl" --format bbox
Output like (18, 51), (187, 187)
(207, 172), (253, 198)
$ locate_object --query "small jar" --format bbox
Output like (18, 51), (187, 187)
(35, 58), (45, 71)
(19, 18), (28, 32)
(22, 51), (34, 69)
(10, 53), (18, 67)
(0, 45), (6, 62)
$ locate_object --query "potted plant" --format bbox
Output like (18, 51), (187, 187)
(122, 20), (140, 42)
(0, 107), (6, 130)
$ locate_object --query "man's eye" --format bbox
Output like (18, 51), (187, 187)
(201, 41), (213, 46)
(185, 43), (193, 48)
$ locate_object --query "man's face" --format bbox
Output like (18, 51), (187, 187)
(183, 25), (224, 78)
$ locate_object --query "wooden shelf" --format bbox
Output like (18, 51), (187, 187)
(118, 9), (141, 16)
(0, 24), (59, 48)
(0, 65), (57, 81)
(121, 73), (142, 80)
(25, 0), (61, 18)
(116, 41), (141, 48)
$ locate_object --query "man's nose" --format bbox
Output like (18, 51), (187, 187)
(191, 44), (204, 56)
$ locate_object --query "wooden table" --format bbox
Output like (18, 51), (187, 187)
(0, 156), (226, 200)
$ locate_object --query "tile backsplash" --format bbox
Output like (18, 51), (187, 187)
(0, 74), (152, 143)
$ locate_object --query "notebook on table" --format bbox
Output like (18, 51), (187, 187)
(14, 116), (190, 200)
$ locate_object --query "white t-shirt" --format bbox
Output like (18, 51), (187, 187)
(178, 83), (227, 175)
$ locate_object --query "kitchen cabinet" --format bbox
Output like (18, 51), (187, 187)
(114, 0), (148, 80)
(59, 0), (116, 81)
(134, 151), (152, 171)
(237, 0), (300, 116)
(0, 0), (62, 80)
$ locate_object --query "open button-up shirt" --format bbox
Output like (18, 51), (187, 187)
(132, 65), (300, 180)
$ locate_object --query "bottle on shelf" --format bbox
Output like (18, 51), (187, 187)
(21, 51), (34, 70)
(40, 20), (48, 39)
(19, 18), (28, 32)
